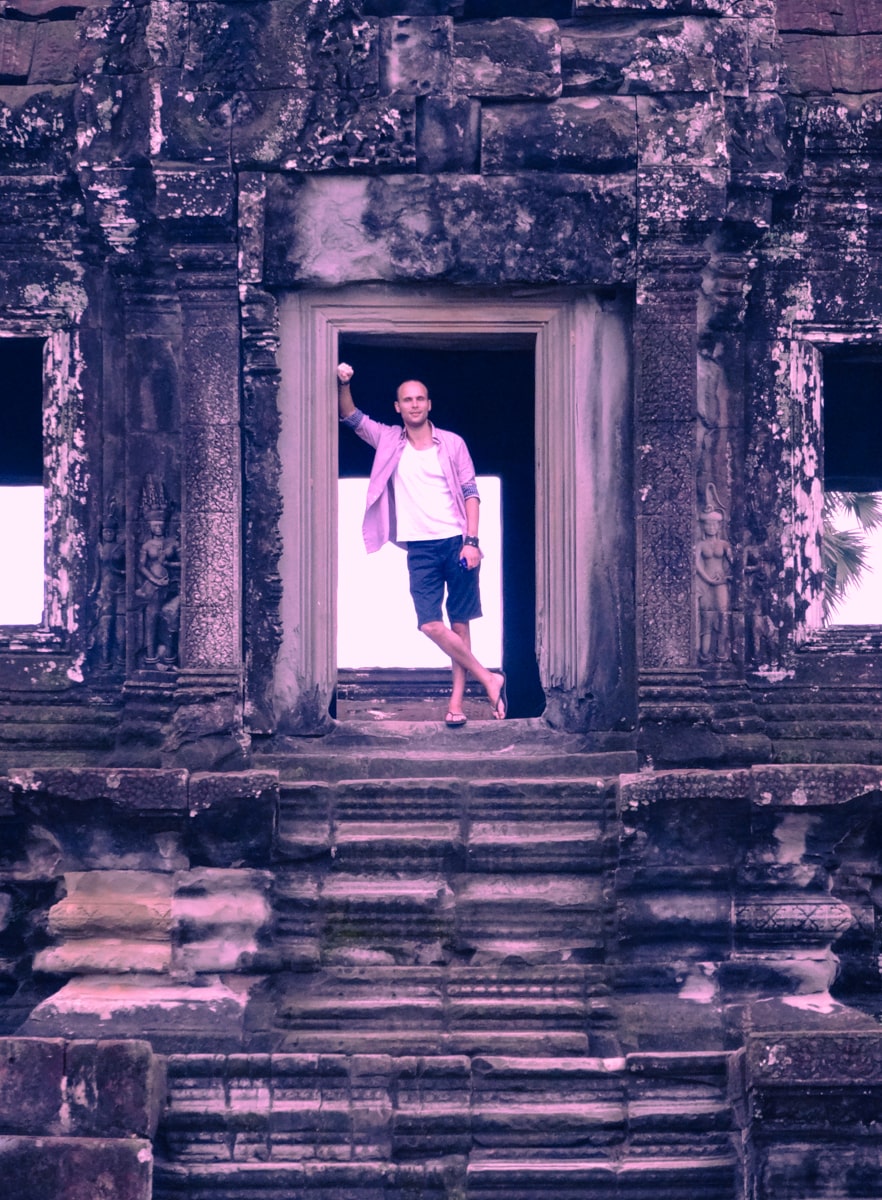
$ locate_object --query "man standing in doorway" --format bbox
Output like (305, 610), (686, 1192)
(337, 362), (507, 724)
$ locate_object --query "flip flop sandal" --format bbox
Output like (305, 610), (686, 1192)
(445, 712), (468, 727)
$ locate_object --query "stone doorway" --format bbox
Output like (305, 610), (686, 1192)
(334, 335), (546, 722)
(274, 287), (633, 734)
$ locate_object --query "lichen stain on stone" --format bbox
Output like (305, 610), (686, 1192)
(66, 653), (85, 683)
(149, 78), (163, 158)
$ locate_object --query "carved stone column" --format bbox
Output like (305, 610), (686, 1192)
(635, 258), (703, 671)
(168, 248), (245, 766)
(634, 256), (727, 765)
(172, 249), (242, 674)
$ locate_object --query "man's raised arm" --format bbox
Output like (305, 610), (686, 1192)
(337, 362), (356, 419)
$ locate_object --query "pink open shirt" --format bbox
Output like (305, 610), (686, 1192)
(342, 408), (480, 554)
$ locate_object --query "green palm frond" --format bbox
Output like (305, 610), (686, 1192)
(826, 491), (882, 532)
(823, 491), (880, 619)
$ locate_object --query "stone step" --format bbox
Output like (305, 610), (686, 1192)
(247, 966), (611, 1056)
(153, 1051), (738, 1199)
(272, 869), (605, 964)
(153, 1156), (740, 1200)
(277, 777), (615, 860)
(257, 720), (637, 782)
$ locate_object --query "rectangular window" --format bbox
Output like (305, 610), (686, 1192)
(0, 337), (45, 625)
(822, 353), (882, 625)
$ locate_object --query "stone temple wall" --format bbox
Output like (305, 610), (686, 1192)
(0, 0), (881, 759)
(3, 0), (882, 1197)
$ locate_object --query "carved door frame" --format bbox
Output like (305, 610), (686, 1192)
(274, 285), (631, 731)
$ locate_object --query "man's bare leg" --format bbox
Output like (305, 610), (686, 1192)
(419, 619), (506, 718)
(449, 621), (471, 717)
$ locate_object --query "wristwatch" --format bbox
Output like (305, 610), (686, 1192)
(463, 536), (479, 548)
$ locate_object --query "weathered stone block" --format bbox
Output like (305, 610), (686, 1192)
(726, 94), (787, 184)
(64, 1040), (166, 1138)
(0, 1134), (153, 1200)
(561, 17), (748, 96)
(776, 0), (835, 31)
(749, 15), (781, 90)
(415, 94), (479, 172)
(0, 19), (35, 80)
(454, 18), (561, 99)
(0, 1038), (64, 1133)
(7, 768), (189, 811)
(29, 20), (78, 85)
(575, 0), (776, 13)
(20, 977), (251, 1051)
(363, 0), (460, 12)
(154, 165), (235, 224)
(74, 74), (153, 165)
(301, 7), (380, 94)
(45, 871), (174, 940)
(230, 88), (310, 166)
(777, 0), (882, 35)
(186, 0), (309, 91)
(638, 94), (729, 167)
(0, 86), (76, 170)
(782, 32), (882, 93)
(482, 96), (636, 173)
(803, 94), (882, 154)
(751, 764), (882, 807)
(172, 867), (273, 973)
(379, 15), (452, 93)
(187, 771), (278, 868)
(265, 172), (636, 286)
(638, 165), (728, 234)
(78, 2), (154, 76)
(233, 88), (416, 171)
(156, 72), (233, 162)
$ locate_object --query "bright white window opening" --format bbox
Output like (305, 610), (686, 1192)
(0, 336), (45, 627)
(823, 353), (882, 626)
(338, 476), (503, 669)
(0, 488), (44, 624)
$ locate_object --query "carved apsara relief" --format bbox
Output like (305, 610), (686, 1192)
(135, 475), (180, 669)
(695, 484), (734, 665)
(89, 495), (126, 671)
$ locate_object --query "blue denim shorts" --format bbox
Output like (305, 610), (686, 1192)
(405, 536), (482, 628)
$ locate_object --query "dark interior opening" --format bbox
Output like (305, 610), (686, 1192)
(823, 353), (882, 492)
(0, 338), (44, 486)
(337, 334), (545, 719)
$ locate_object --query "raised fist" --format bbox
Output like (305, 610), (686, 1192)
(337, 362), (354, 384)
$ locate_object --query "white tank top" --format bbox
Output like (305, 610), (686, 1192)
(393, 441), (462, 541)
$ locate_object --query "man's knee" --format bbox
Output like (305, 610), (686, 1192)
(419, 619), (445, 639)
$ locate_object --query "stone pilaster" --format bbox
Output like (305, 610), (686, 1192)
(634, 259), (703, 672)
(172, 247), (241, 675)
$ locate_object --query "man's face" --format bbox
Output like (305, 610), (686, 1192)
(394, 380), (431, 428)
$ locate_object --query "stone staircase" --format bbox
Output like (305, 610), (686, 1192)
(153, 1049), (739, 1200)
(145, 722), (744, 1199)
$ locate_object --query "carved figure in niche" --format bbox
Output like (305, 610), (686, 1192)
(90, 497), (126, 670)
(695, 484), (734, 664)
(135, 476), (178, 667)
